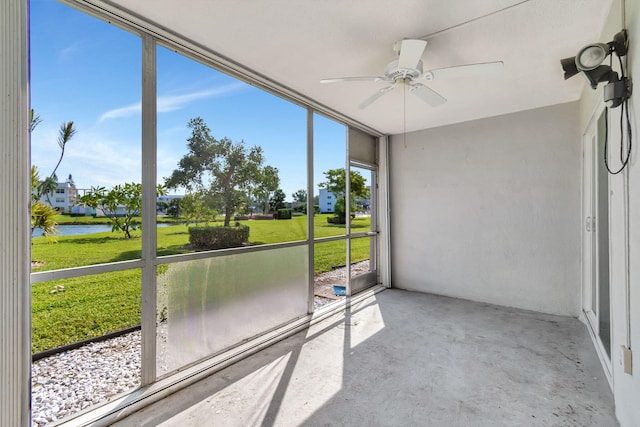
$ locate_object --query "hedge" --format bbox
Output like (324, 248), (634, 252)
(188, 224), (250, 250)
(326, 214), (356, 224)
(277, 208), (292, 219)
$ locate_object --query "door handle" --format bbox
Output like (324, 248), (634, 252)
(592, 216), (596, 232)
(586, 216), (591, 232)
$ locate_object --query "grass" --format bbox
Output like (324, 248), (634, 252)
(31, 214), (371, 352)
(32, 270), (141, 353)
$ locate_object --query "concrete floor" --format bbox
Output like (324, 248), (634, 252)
(114, 289), (617, 427)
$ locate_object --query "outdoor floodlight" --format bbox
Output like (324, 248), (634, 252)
(581, 65), (617, 90)
(560, 57), (579, 80)
(576, 43), (609, 70)
(560, 30), (631, 108)
(604, 79), (630, 108)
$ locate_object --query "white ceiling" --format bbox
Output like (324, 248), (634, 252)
(110, 0), (613, 134)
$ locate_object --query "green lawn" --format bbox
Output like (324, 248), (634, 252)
(31, 214), (371, 352)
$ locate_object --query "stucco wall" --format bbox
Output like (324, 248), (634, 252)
(389, 101), (581, 316)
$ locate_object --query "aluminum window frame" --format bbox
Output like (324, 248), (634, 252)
(24, 0), (387, 423)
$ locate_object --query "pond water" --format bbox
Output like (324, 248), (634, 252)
(32, 223), (174, 237)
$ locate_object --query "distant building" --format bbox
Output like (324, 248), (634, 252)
(319, 188), (336, 213)
(40, 178), (77, 213)
(70, 204), (96, 216)
(318, 188), (371, 214)
(157, 194), (184, 204)
(157, 194), (184, 215)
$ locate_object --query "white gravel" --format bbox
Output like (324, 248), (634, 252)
(31, 261), (371, 425)
(31, 332), (141, 426)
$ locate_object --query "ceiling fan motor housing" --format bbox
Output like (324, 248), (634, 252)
(385, 59), (423, 81)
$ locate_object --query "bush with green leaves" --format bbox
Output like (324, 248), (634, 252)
(181, 190), (218, 226)
(79, 183), (165, 238)
(79, 183), (142, 239)
(277, 208), (292, 219)
(319, 168), (369, 222)
(188, 224), (250, 250)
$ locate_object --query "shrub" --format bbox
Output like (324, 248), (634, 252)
(277, 208), (292, 219)
(326, 213), (356, 225)
(188, 224), (249, 250)
(327, 216), (346, 224)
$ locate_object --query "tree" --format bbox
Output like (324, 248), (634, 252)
(30, 109), (42, 132)
(252, 165), (280, 214)
(31, 166), (59, 236)
(166, 198), (181, 218)
(318, 168), (369, 219)
(30, 109), (77, 236)
(180, 191), (217, 226)
(318, 168), (368, 200)
(269, 189), (287, 211)
(165, 117), (274, 227)
(291, 188), (307, 213)
(79, 183), (165, 238)
(292, 189), (307, 203)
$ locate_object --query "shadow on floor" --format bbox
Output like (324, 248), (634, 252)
(114, 289), (617, 427)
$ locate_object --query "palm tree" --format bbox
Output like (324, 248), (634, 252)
(30, 166), (59, 236)
(30, 110), (77, 237)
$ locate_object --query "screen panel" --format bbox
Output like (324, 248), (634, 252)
(157, 246), (308, 375)
(348, 128), (376, 164)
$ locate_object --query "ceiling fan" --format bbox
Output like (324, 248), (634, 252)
(320, 39), (503, 109)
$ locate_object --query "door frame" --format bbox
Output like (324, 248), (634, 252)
(581, 105), (613, 384)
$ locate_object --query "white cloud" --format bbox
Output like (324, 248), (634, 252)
(97, 83), (246, 123)
(31, 127), (142, 190)
(97, 102), (141, 123)
(58, 42), (83, 62)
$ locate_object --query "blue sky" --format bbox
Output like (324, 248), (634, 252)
(30, 0), (349, 201)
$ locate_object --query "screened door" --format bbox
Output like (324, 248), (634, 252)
(582, 109), (611, 363)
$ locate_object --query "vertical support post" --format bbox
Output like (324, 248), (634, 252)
(371, 169), (378, 272)
(345, 129), (352, 295)
(307, 109), (315, 314)
(377, 136), (391, 288)
(140, 35), (157, 385)
(0, 0), (32, 425)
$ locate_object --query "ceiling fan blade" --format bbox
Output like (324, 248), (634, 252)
(424, 61), (503, 80)
(397, 39), (427, 70)
(320, 76), (387, 84)
(358, 84), (396, 109)
(409, 83), (447, 107)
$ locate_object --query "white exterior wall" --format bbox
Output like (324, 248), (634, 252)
(389, 102), (581, 316)
(579, 1), (640, 425)
(319, 188), (336, 213)
(41, 182), (76, 212)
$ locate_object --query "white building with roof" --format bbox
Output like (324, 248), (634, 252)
(39, 179), (77, 213)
